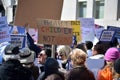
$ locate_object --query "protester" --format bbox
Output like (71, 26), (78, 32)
(37, 48), (51, 73)
(110, 37), (119, 47)
(89, 43), (105, 59)
(85, 41), (93, 57)
(97, 47), (120, 80)
(96, 41), (111, 54)
(20, 47), (39, 80)
(66, 48), (95, 80)
(56, 45), (72, 70)
(113, 58), (120, 80)
(86, 43), (105, 79)
(37, 57), (65, 80)
(76, 42), (87, 53)
(0, 44), (34, 80)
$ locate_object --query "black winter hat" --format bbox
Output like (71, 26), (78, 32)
(114, 58), (120, 74)
(44, 58), (59, 75)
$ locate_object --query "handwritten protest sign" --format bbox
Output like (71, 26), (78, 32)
(71, 21), (82, 42)
(78, 18), (95, 42)
(37, 19), (72, 45)
(0, 17), (10, 43)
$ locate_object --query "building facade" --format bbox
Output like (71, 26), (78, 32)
(0, 0), (17, 23)
(61, 0), (120, 28)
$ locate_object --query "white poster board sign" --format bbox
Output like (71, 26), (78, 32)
(78, 18), (95, 42)
(28, 28), (38, 44)
(10, 34), (26, 48)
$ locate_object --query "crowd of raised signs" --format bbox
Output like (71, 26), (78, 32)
(1, 16), (120, 80)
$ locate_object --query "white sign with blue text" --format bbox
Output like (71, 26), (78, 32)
(99, 30), (115, 42)
(10, 34), (26, 48)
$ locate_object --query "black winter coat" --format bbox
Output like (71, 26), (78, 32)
(0, 60), (34, 80)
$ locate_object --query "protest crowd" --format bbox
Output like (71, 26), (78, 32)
(1, 22), (120, 80)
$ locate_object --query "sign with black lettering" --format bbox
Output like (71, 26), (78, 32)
(71, 21), (81, 42)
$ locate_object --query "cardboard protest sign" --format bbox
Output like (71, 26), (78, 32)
(71, 21), (82, 42)
(14, 0), (63, 28)
(37, 19), (72, 45)
(10, 34), (26, 48)
(99, 30), (115, 42)
(0, 16), (10, 43)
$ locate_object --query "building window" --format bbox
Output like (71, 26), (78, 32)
(78, 2), (87, 18)
(95, 0), (104, 19)
(118, 0), (120, 20)
(0, 5), (5, 16)
(13, 5), (17, 20)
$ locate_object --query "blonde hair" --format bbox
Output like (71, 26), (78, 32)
(70, 48), (87, 67)
(112, 67), (120, 79)
(57, 45), (72, 58)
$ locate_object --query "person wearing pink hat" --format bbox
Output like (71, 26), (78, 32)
(104, 48), (120, 61)
(97, 47), (120, 80)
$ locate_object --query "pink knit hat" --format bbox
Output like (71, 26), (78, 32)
(104, 47), (120, 61)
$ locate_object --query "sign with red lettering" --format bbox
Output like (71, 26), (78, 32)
(0, 17), (10, 43)
(37, 19), (72, 45)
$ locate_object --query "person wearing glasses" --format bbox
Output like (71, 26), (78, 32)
(37, 48), (51, 73)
